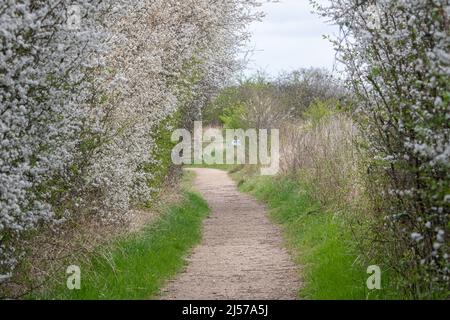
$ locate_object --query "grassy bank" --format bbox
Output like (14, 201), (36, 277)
(33, 173), (210, 299)
(235, 172), (397, 300)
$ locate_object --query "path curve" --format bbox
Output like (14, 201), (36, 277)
(161, 168), (300, 300)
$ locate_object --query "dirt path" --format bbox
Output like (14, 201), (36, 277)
(161, 168), (300, 300)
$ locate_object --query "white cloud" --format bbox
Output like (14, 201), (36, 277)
(241, 0), (338, 76)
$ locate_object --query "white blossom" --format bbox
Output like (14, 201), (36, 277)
(0, 0), (260, 277)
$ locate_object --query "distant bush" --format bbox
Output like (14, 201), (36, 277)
(275, 68), (346, 118)
(206, 69), (346, 128)
(219, 104), (248, 129)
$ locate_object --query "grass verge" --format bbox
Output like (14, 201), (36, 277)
(235, 173), (396, 300)
(33, 172), (210, 299)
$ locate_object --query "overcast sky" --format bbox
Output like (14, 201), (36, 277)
(241, 0), (339, 77)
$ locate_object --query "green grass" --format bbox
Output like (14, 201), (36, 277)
(237, 174), (396, 300)
(34, 184), (210, 299)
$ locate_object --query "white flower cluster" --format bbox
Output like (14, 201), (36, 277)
(0, 0), (259, 277)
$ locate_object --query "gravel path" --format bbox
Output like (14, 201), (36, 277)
(161, 168), (300, 300)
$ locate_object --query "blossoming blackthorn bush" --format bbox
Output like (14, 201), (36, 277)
(0, 0), (260, 282)
(313, 0), (449, 298)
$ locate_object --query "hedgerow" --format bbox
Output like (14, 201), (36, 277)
(0, 0), (260, 283)
(313, 0), (449, 298)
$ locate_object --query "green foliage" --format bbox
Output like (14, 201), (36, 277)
(219, 103), (247, 129)
(303, 99), (337, 125)
(203, 87), (241, 126)
(143, 112), (181, 204)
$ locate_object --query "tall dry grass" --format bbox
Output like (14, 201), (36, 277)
(280, 112), (363, 210)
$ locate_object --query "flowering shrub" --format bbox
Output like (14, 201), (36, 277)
(0, 0), (259, 280)
(313, 0), (449, 297)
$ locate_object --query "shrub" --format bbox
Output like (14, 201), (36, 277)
(314, 0), (449, 298)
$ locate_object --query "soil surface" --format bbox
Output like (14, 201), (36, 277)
(161, 168), (300, 300)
